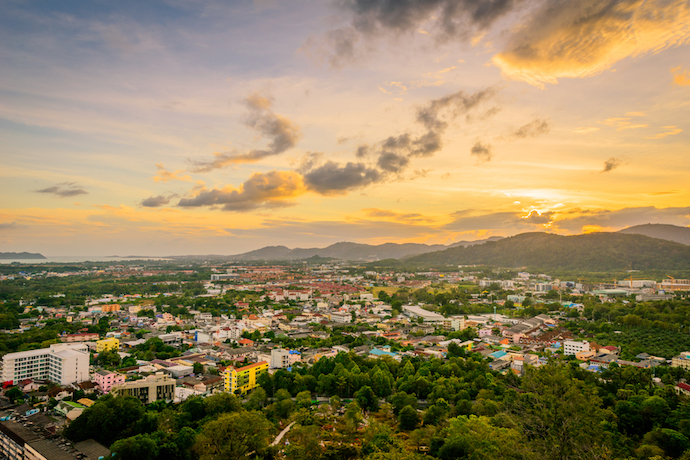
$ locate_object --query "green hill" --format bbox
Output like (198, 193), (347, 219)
(405, 232), (690, 271)
(618, 223), (690, 245)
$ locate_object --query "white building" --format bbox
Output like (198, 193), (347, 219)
(563, 340), (590, 356)
(270, 348), (291, 369)
(1, 343), (89, 385)
(402, 305), (445, 323)
(329, 312), (351, 323)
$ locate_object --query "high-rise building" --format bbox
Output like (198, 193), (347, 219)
(1, 343), (89, 385)
(223, 361), (268, 394)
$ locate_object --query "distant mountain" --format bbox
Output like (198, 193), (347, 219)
(405, 232), (690, 271)
(0, 252), (46, 260)
(230, 237), (503, 261)
(619, 223), (690, 246)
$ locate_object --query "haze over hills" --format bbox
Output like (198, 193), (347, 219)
(405, 232), (690, 271)
(229, 237), (504, 261)
(618, 223), (690, 246)
(0, 252), (46, 260)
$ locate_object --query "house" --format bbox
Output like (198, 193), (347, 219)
(675, 382), (690, 396)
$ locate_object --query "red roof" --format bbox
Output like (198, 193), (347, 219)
(677, 382), (690, 392)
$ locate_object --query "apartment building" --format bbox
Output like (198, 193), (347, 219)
(223, 361), (268, 394)
(94, 369), (126, 393)
(563, 340), (590, 356)
(111, 372), (175, 404)
(2, 343), (89, 385)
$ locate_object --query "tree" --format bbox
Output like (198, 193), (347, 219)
(510, 362), (610, 460)
(192, 362), (204, 375)
(296, 390), (312, 409)
(355, 385), (379, 412)
(193, 410), (272, 460)
(5, 387), (23, 403)
(398, 405), (419, 431)
(111, 434), (159, 460)
(436, 415), (528, 460)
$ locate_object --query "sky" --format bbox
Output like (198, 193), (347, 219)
(1, 0), (690, 257)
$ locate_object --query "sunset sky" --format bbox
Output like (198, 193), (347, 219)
(1, 0), (690, 256)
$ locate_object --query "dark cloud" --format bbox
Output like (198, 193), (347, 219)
(299, 87), (498, 195)
(602, 157), (621, 172)
(36, 182), (88, 197)
(377, 152), (410, 173)
(0, 221), (22, 231)
(177, 171), (305, 212)
(510, 118), (550, 139)
(355, 144), (370, 158)
(141, 194), (177, 208)
(191, 93), (301, 172)
(303, 161), (382, 195)
(307, 0), (520, 67)
(445, 210), (549, 231)
(470, 142), (493, 162)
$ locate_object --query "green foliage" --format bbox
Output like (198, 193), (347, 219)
(64, 395), (146, 446)
(398, 405), (418, 431)
(192, 410), (272, 460)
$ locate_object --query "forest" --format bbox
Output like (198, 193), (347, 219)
(62, 353), (690, 460)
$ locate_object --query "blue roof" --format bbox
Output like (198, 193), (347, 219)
(289, 350), (301, 354)
(370, 348), (398, 357)
(489, 350), (507, 359)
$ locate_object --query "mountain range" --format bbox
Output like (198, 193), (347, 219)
(618, 223), (690, 246)
(0, 252), (46, 260)
(405, 231), (690, 271)
(229, 237), (504, 261)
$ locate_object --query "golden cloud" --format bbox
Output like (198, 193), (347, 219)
(646, 126), (683, 139)
(672, 66), (690, 86)
(492, 0), (690, 87)
(152, 163), (191, 183)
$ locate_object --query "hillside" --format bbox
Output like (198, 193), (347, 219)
(230, 237), (503, 261)
(405, 232), (690, 271)
(619, 223), (690, 245)
(0, 252), (46, 260)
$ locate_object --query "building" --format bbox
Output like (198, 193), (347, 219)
(329, 312), (351, 323)
(111, 372), (176, 404)
(2, 343), (89, 386)
(96, 337), (119, 353)
(270, 348), (290, 369)
(0, 420), (39, 460)
(223, 361), (268, 394)
(94, 369), (125, 394)
(563, 340), (590, 355)
(62, 332), (99, 343)
(402, 305), (445, 323)
(672, 351), (690, 370)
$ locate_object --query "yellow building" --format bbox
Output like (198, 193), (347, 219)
(223, 361), (268, 394)
(96, 337), (120, 353)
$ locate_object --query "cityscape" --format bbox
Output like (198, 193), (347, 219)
(2, 0), (690, 459)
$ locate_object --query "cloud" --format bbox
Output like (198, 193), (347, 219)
(599, 114), (648, 131)
(508, 118), (550, 139)
(552, 206), (690, 233)
(190, 93), (301, 172)
(299, 86), (498, 194)
(304, 0), (519, 67)
(362, 208), (436, 223)
(493, 0), (690, 87)
(177, 170), (306, 211)
(302, 161), (382, 195)
(646, 126), (683, 139)
(521, 210), (554, 224)
(140, 194), (177, 208)
(470, 142), (493, 162)
(672, 66), (690, 86)
(36, 182), (88, 197)
(574, 127), (600, 134)
(152, 163), (191, 183)
(0, 221), (23, 231)
(602, 157), (622, 172)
